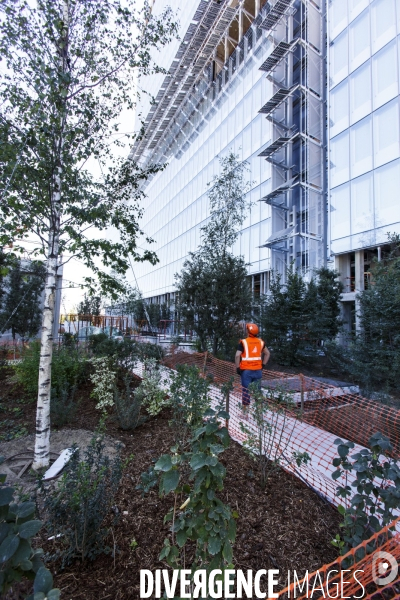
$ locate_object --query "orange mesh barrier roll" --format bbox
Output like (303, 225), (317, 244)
(273, 517), (400, 599)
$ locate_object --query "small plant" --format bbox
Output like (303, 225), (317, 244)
(129, 538), (138, 551)
(169, 364), (211, 451)
(156, 404), (235, 577)
(16, 341), (87, 399)
(0, 421), (28, 442)
(40, 433), (123, 567)
(137, 358), (169, 417)
(114, 374), (143, 430)
(331, 432), (400, 557)
(89, 356), (116, 411)
(0, 457), (59, 598)
(239, 383), (308, 489)
(50, 384), (78, 428)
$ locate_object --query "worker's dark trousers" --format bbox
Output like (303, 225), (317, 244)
(241, 369), (262, 405)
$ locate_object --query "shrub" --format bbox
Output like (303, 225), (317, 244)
(0, 457), (59, 598)
(16, 341), (87, 399)
(262, 267), (343, 366)
(156, 403), (235, 576)
(136, 358), (169, 417)
(114, 374), (143, 430)
(136, 341), (164, 362)
(240, 383), (309, 489)
(89, 356), (116, 411)
(169, 364), (211, 451)
(331, 432), (400, 557)
(50, 384), (78, 428)
(40, 433), (124, 567)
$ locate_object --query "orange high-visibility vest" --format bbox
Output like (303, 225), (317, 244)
(239, 337), (264, 370)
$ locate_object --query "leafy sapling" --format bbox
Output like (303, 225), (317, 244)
(0, 457), (59, 598)
(332, 432), (400, 556)
(157, 404), (236, 578)
(240, 383), (300, 488)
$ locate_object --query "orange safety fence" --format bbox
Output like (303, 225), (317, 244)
(132, 350), (400, 598)
(274, 516), (400, 599)
(162, 350), (400, 457)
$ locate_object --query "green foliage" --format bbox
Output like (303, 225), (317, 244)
(136, 359), (169, 417)
(40, 434), (123, 567)
(0, 1), (178, 297)
(0, 457), (59, 598)
(0, 421), (28, 442)
(176, 253), (252, 356)
(89, 334), (137, 371)
(139, 365), (235, 579)
(16, 341), (87, 399)
(239, 383), (307, 488)
(114, 374), (143, 431)
(262, 266), (343, 365)
(50, 384), (78, 428)
(169, 365), (211, 451)
(175, 152), (253, 356)
(76, 294), (102, 317)
(89, 334), (163, 366)
(329, 236), (400, 393)
(331, 432), (400, 557)
(0, 259), (45, 340)
(89, 356), (116, 411)
(156, 404), (235, 576)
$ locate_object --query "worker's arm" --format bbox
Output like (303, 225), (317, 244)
(262, 345), (270, 367)
(235, 350), (242, 368)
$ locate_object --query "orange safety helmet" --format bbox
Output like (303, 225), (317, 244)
(246, 323), (259, 336)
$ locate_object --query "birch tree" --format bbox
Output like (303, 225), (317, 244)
(0, 0), (178, 468)
(175, 152), (253, 356)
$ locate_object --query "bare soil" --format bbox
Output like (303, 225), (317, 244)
(1, 366), (341, 600)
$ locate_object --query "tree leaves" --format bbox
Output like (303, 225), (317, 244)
(0, 534), (19, 562)
(160, 470), (179, 495)
(18, 520), (42, 539)
(155, 454), (172, 472)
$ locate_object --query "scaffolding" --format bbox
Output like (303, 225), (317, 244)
(258, 0), (326, 276)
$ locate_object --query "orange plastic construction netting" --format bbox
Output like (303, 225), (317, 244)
(133, 349), (400, 598)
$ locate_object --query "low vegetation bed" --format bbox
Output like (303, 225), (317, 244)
(2, 362), (340, 599)
(33, 407), (340, 599)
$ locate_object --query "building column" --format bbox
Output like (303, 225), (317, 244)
(255, 0), (261, 17)
(239, 10), (244, 41)
(224, 35), (230, 62)
(354, 250), (364, 332)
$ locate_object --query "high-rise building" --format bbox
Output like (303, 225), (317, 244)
(131, 0), (400, 332)
(328, 0), (400, 332)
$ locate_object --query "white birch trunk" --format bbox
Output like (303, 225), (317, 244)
(33, 245), (59, 469)
(33, 0), (68, 469)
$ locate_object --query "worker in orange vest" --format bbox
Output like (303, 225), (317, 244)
(235, 323), (270, 407)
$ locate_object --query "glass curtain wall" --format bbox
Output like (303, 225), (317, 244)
(135, 30), (273, 298)
(329, 0), (400, 254)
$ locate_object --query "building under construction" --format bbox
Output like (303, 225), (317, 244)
(132, 0), (400, 334)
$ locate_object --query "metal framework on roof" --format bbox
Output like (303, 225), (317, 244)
(260, 225), (295, 249)
(130, 0), (240, 166)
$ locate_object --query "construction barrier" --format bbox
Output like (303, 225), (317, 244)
(133, 350), (400, 598)
(276, 517), (400, 599)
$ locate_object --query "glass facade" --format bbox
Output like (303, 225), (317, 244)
(329, 0), (400, 254)
(134, 11), (274, 298)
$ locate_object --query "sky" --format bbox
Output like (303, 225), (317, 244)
(60, 0), (183, 313)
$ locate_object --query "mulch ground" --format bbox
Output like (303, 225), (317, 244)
(2, 366), (341, 600)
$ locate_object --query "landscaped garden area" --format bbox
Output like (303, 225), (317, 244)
(0, 339), (341, 598)
(1, 336), (400, 599)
